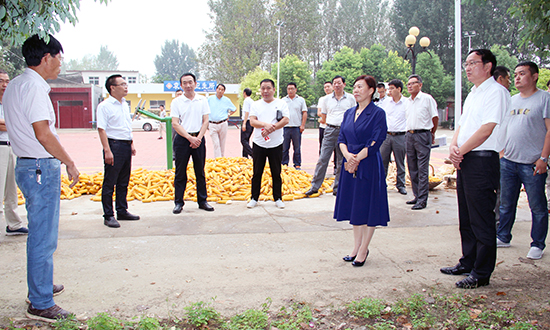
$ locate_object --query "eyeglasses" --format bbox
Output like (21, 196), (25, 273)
(462, 61), (483, 69)
(114, 83), (128, 87)
(406, 81), (420, 87)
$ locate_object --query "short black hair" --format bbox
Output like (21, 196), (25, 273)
(159, 104), (165, 108)
(287, 82), (297, 88)
(324, 81), (332, 85)
(0, 69), (7, 75)
(243, 88), (252, 96)
(105, 74), (122, 95)
(408, 74), (423, 84)
(217, 83), (226, 91)
(547, 80), (550, 88)
(468, 49), (497, 75)
(260, 78), (275, 88)
(376, 83), (386, 89)
(175, 89), (183, 93)
(180, 72), (196, 84)
(388, 79), (403, 92)
(332, 75), (345, 84)
(493, 66), (510, 81)
(516, 61), (539, 75)
(22, 34), (64, 67)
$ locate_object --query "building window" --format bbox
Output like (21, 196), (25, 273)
(149, 100), (165, 109)
(89, 77), (99, 85)
(59, 100), (84, 107)
(128, 76), (137, 84)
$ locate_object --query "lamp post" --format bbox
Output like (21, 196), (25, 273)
(464, 31), (476, 52)
(275, 21), (283, 98)
(404, 26), (430, 74)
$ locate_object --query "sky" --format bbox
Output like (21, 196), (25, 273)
(56, 0), (212, 78)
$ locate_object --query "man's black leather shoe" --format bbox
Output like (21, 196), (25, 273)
(411, 202), (426, 210)
(199, 202), (214, 212)
(406, 199), (417, 205)
(173, 204), (183, 214)
(398, 187), (407, 195)
(104, 216), (120, 228)
(440, 264), (471, 276)
(305, 188), (318, 196)
(455, 275), (490, 289)
(117, 212), (140, 220)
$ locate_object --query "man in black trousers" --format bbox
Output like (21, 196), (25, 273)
(441, 49), (510, 288)
(171, 73), (214, 214)
(98, 74), (140, 228)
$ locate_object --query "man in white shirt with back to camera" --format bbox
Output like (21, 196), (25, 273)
(240, 88), (254, 158)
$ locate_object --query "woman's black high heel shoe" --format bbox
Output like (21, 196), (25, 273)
(352, 250), (369, 267)
(343, 255), (356, 262)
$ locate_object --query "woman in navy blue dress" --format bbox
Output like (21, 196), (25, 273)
(334, 75), (390, 267)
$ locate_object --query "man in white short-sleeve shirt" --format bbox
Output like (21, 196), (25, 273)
(171, 72), (213, 214)
(247, 78), (289, 209)
(306, 75), (356, 197)
(97, 74), (139, 228)
(404, 74), (439, 210)
(240, 88), (254, 158)
(3, 33), (79, 322)
(442, 49), (510, 289)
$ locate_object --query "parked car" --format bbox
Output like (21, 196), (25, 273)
(131, 116), (160, 131)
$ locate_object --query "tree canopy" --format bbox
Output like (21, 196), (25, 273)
(153, 40), (197, 82)
(64, 45), (119, 71)
(0, 0), (109, 46)
(271, 55), (313, 105)
(239, 67), (275, 103)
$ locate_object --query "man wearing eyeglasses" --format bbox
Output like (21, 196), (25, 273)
(97, 75), (140, 228)
(404, 74), (438, 210)
(441, 49), (510, 289)
(3, 34), (79, 322)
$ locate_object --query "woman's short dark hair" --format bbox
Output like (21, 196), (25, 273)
(22, 34), (64, 67)
(354, 75), (377, 99)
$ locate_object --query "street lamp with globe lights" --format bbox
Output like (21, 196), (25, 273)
(404, 26), (431, 74)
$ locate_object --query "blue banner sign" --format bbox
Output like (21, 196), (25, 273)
(164, 80), (217, 93)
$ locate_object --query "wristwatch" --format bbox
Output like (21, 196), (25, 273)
(540, 156), (548, 163)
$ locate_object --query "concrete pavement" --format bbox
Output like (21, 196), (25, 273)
(0, 128), (546, 324)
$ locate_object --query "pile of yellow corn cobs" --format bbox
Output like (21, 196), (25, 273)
(16, 157), (334, 205)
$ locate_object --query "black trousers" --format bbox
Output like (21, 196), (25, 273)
(174, 134), (207, 205)
(240, 121), (253, 158)
(102, 139), (132, 217)
(251, 143), (282, 201)
(456, 151), (499, 279)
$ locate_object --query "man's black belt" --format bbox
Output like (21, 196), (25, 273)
(326, 124), (340, 128)
(108, 138), (132, 144)
(189, 132), (199, 137)
(20, 157), (55, 160)
(467, 150), (497, 157)
(0, 141), (10, 145)
(209, 119), (227, 124)
(407, 129), (430, 134)
(387, 131), (406, 136)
